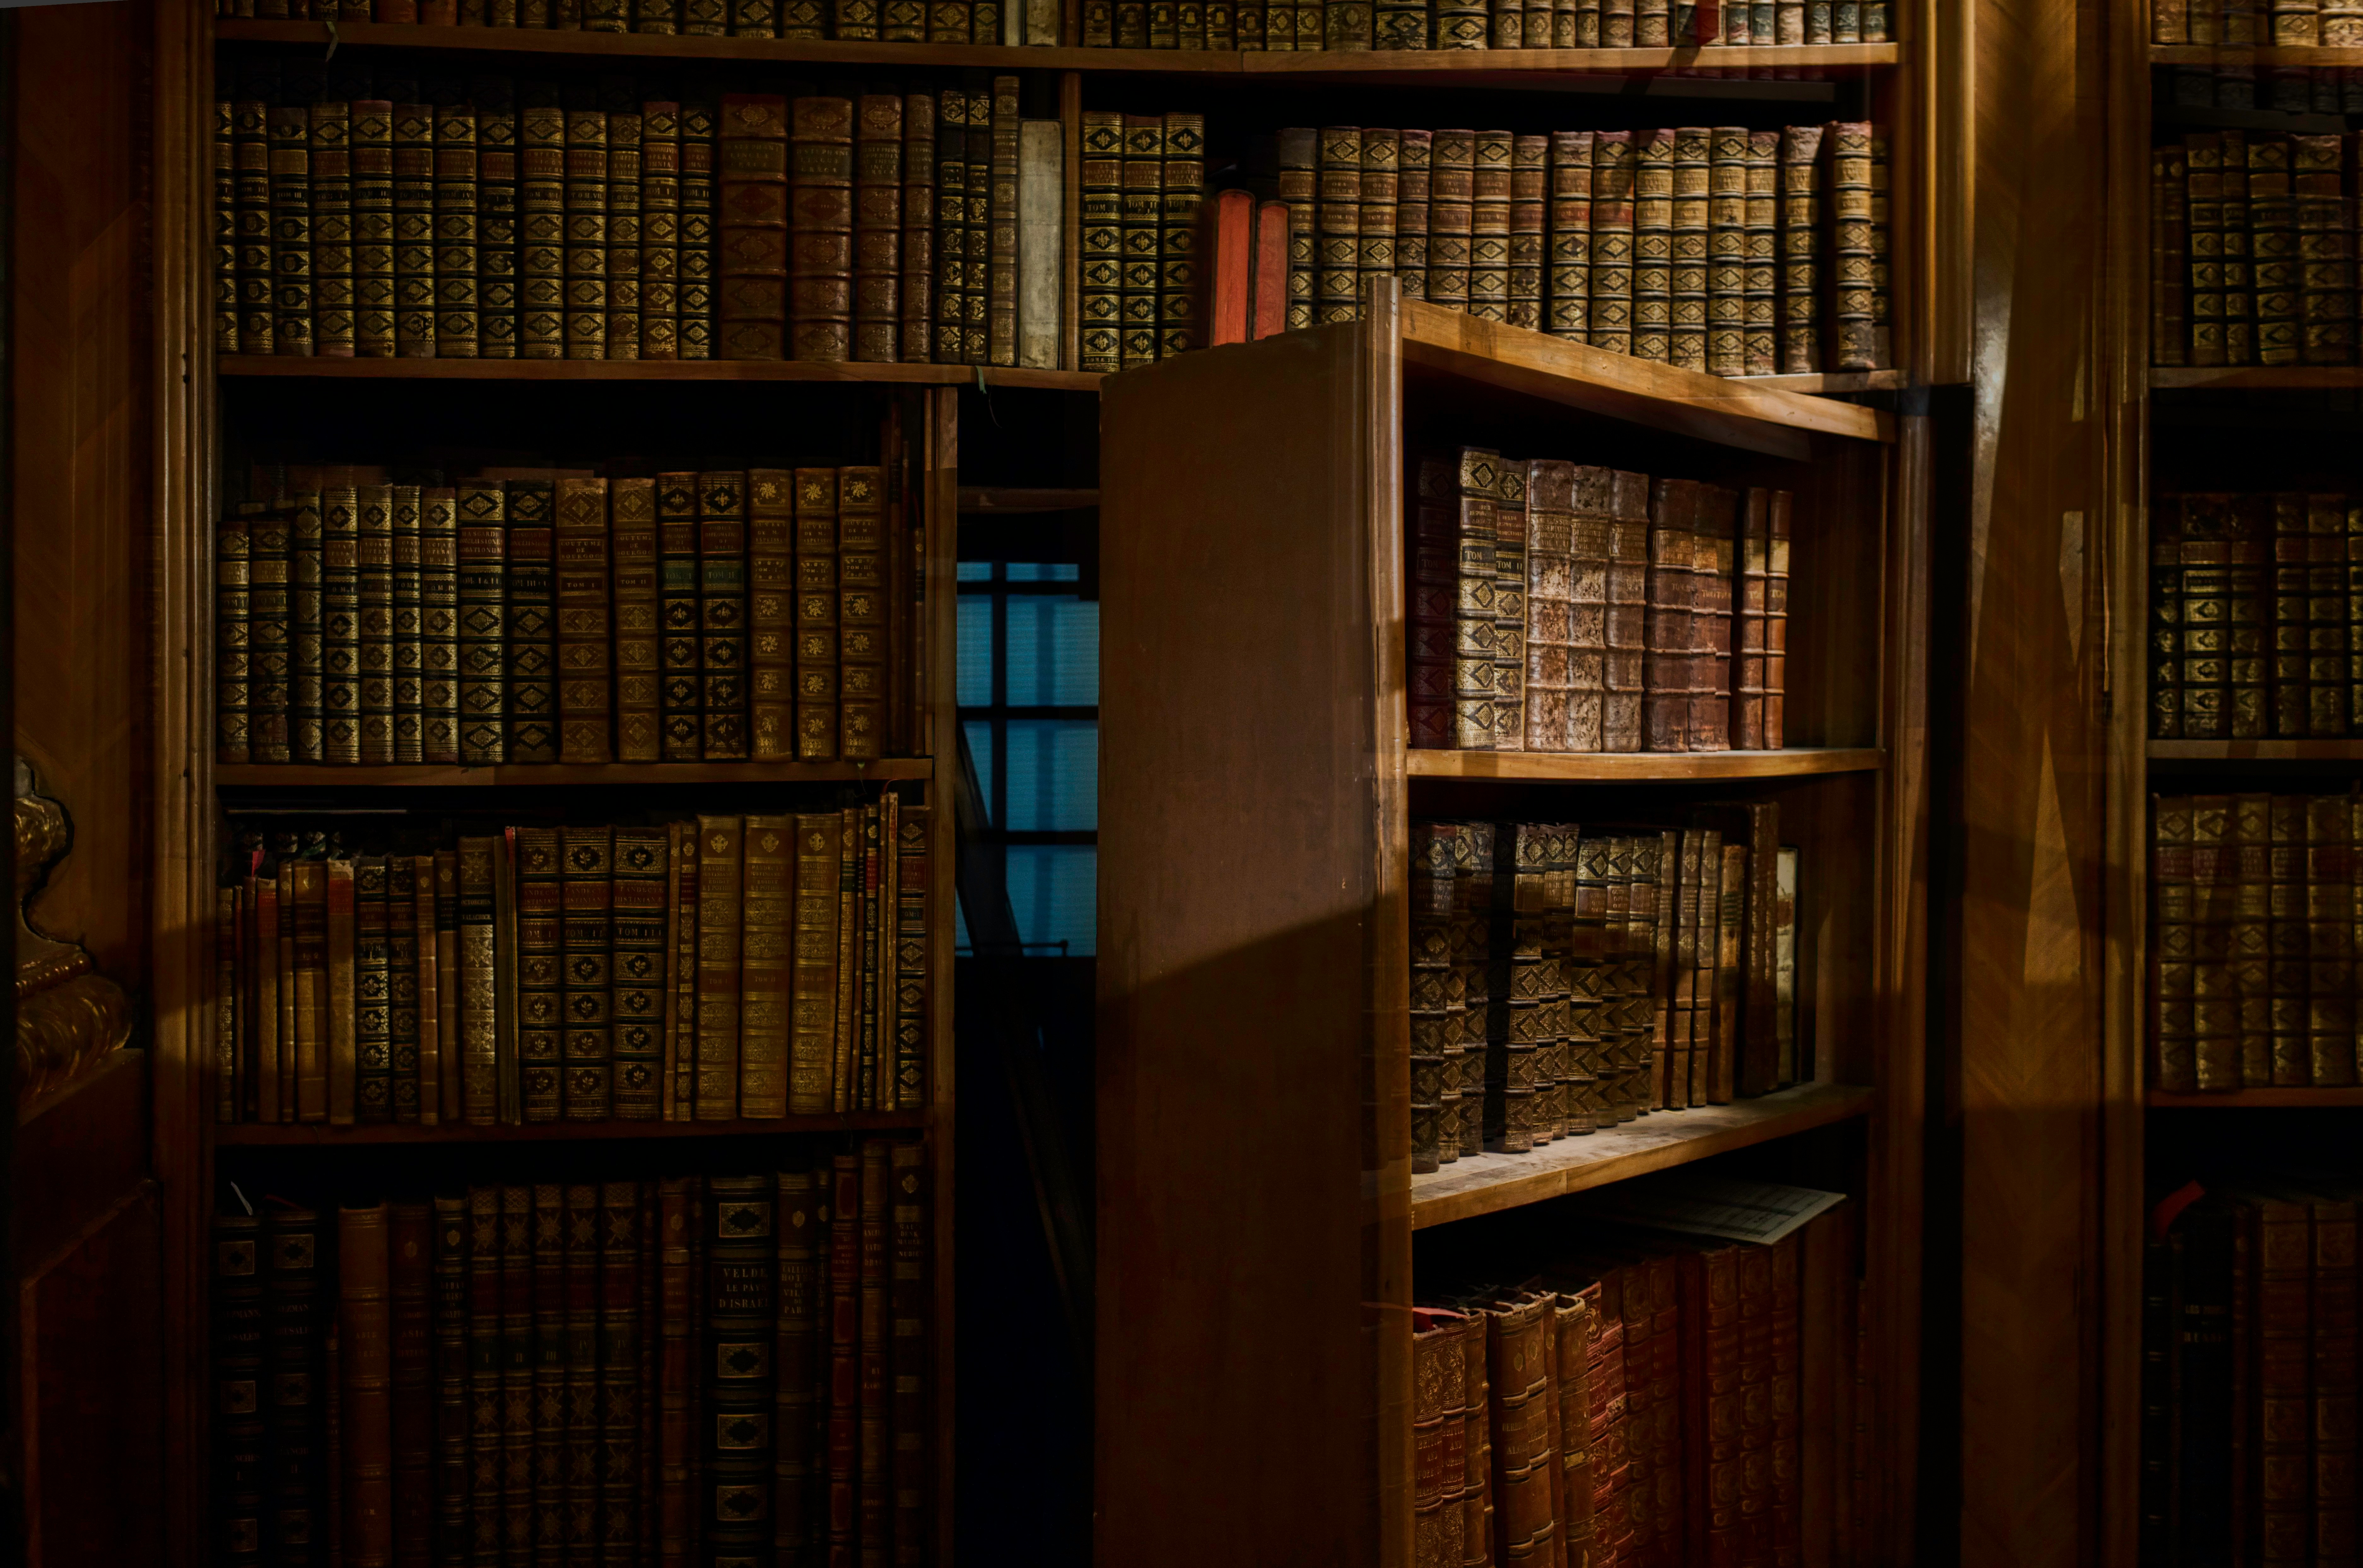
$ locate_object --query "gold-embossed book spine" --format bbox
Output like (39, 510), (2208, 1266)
(476, 76), (520, 359)
(611, 477), (662, 762)
(456, 481), (508, 764)
(1079, 111), (1123, 373)
(658, 472), (703, 761)
(252, 502), (293, 762)
(899, 93), (935, 363)
(611, 826), (668, 1119)
(790, 94), (857, 363)
(392, 99), (437, 356)
(555, 477), (614, 764)
(679, 94), (719, 360)
(695, 814), (744, 1119)
(271, 99), (316, 354)
(504, 477), (560, 763)
(434, 96), (480, 358)
(607, 87), (644, 359)
(519, 86), (567, 359)
(312, 100), (356, 356)
(698, 469), (749, 760)
(720, 92), (789, 361)
(561, 823), (614, 1119)
(640, 97), (681, 359)
(391, 483), (424, 762)
(565, 93), (611, 359)
(740, 814), (793, 1118)
(358, 480), (397, 764)
(515, 827), (564, 1122)
(795, 468), (841, 761)
(748, 469), (798, 761)
(790, 812), (840, 1115)
(853, 94), (902, 364)
(218, 506), (253, 762)
(323, 470), (365, 764)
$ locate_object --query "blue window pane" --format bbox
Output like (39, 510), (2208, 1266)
(956, 594), (993, 707)
(962, 720), (997, 821)
(957, 561), (993, 582)
(955, 898), (971, 952)
(1003, 596), (1099, 707)
(1006, 844), (1095, 956)
(1000, 719), (1097, 831)
(1005, 562), (1080, 582)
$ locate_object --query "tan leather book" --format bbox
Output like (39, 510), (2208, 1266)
(1673, 828), (1714, 1107)
(792, 812), (842, 1115)
(340, 1202), (396, 1566)
(1412, 1308), (1465, 1568)
(514, 827), (564, 1122)
(739, 813), (794, 1118)
(1492, 457), (1530, 753)
(1710, 842), (1746, 1104)
(328, 858), (359, 1124)
(748, 469), (797, 760)
(387, 1200), (434, 1561)
(560, 824), (614, 1120)
(456, 836), (501, 1124)
(837, 466), (888, 761)
(1689, 485), (1737, 751)
(695, 814), (745, 1119)
(610, 477), (662, 761)
(411, 854), (441, 1125)
(1602, 470), (1651, 754)
(795, 468), (841, 761)
(1522, 460), (1576, 754)
(891, 807), (929, 1111)
(554, 477), (613, 763)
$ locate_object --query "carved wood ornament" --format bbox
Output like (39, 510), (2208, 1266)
(16, 757), (132, 1109)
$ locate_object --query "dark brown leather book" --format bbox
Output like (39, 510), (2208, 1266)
(389, 483), (423, 762)
(356, 857), (393, 1123)
(837, 466), (887, 761)
(554, 477), (612, 763)
(608, 477), (661, 762)
(1732, 488), (1771, 749)
(1690, 801), (1780, 1097)
(1117, 114), (1163, 368)
(856, 1143), (892, 1550)
(322, 471), (364, 763)
(1408, 457), (1459, 750)
(527, 1184), (566, 1561)
(560, 824), (613, 1119)
(657, 472), (703, 760)
(678, 94), (719, 360)
(848, 97), (898, 361)
(888, 1140), (928, 1565)
(419, 486), (461, 765)
(775, 1166), (823, 1559)
(456, 837), (500, 1123)
(387, 857), (422, 1122)
(640, 97), (681, 360)
(1777, 124), (1821, 374)
(356, 481), (398, 764)
(430, 97), (478, 361)
(826, 1153), (861, 1563)
(794, 468), (841, 761)
(1313, 125), (1360, 327)
(963, 95), (991, 366)
(1411, 1309), (1467, 1568)
(1459, 1297), (1493, 1565)
(670, 822), (700, 1120)
(1481, 1295), (1557, 1564)
(598, 1180), (640, 1558)
(2186, 131), (2225, 369)
(514, 827), (564, 1123)
(339, 1203), (396, 1567)
(272, 100), (318, 355)
(218, 504), (252, 762)
(899, 93), (935, 364)
(892, 808), (929, 1113)
(560, 91), (609, 359)
(741, 814), (794, 1119)
(718, 93), (788, 360)
(1509, 134), (1546, 334)
(789, 95), (856, 363)
(2151, 795), (2198, 1094)
(2306, 794), (2354, 1086)
(1450, 823), (1494, 1159)
(1520, 461), (1573, 753)
(1690, 485), (1738, 751)
(746, 470), (797, 761)
(656, 1177), (697, 1565)
(1491, 457), (1530, 752)
(1643, 476), (1696, 753)
(390, 99), (435, 357)
(2247, 1190), (2314, 1564)
(264, 1200), (325, 1563)
(214, 1206), (266, 1554)
(386, 1201), (434, 1563)
(699, 469), (749, 760)
(430, 1194), (469, 1565)
(473, 77), (519, 361)
(1761, 493), (1792, 748)
(1411, 822), (1458, 1173)
(934, 93), (971, 365)
(560, 1183), (599, 1551)
(696, 814), (745, 1119)
(232, 81), (276, 355)
(612, 826), (667, 1120)
(329, 857), (360, 1123)
(465, 1186), (505, 1563)
(455, 481), (508, 764)
(287, 478), (328, 763)
(502, 476), (559, 762)
(252, 502), (295, 763)
(1600, 469), (1650, 753)
(604, 87), (643, 359)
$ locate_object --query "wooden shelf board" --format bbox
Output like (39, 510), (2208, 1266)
(218, 353), (1101, 391)
(2147, 740), (2363, 761)
(2151, 42), (2363, 65)
(1405, 745), (1884, 780)
(215, 760), (932, 787)
(214, 19), (1897, 72)
(1408, 1081), (1876, 1229)
(1399, 297), (1893, 458)
(216, 1110), (927, 1146)
(2148, 1088), (2363, 1107)
(2150, 366), (2363, 390)
(1742, 368), (1908, 394)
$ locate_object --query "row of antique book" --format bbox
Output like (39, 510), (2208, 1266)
(212, 0), (1896, 46)
(2150, 793), (2363, 1095)
(2159, 65), (2363, 118)
(218, 59), (1070, 367)
(211, 1148), (928, 1568)
(2139, 1178), (2357, 1568)
(1411, 448), (1794, 755)
(215, 458), (927, 767)
(1283, 120), (1888, 376)
(1411, 1186), (1860, 1568)
(2148, 130), (2363, 370)
(214, 801), (929, 1127)
(1409, 809), (1801, 1174)
(2145, 493), (2360, 743)
(2151, 0), (2363, 42)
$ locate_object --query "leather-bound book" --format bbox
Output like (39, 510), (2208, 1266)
(387, 858), (422, 1122)
(746, 470), (796, 760)
(793, 468), (841, 762)
(561, 1184), (600, 1552)
(412, 854), (444, 1124)
(2257, 792), (2292, 1092)
(774, 1167), (823, 1559)
(269, 100), (316, 355)
(825, 1154), (861, 1563)
(2177, 495), (2228, 741)
(1775, 124), (1821, 373)
(251, 503), (294, 763)
(2153, 796), (2201, 1093)
(561, 90), (610, 359)
(888, 1143), (928, 1565)
(2248, 1191), (2314, 1563)
(703, 1175), (776, 1561)
(2153, 140), (2192, 367)
(312, 101), (357, 357)
(695, 815), (745, 1119)
(932, 92), (970, 365)
(2307, 794), (2356, 1085)
(1411, 1310), (1463, 1568)
(1468, 130), (1513, 324)
(2189, 795), (2237, 1090)
(1520, 461), (1574, 752)
(329, 856), (361, 1122)
(1762, 490), (1791, 748)
(856, 1143), (893, 1549)
(455, 481), (508, 764)
(1623, 128), (1668, 361)
(2296, 1186), (2357, 1559)
(476, 76), (519, 359)
(1117, 115), (1164, 367)
(655, 1178), (697, 1565)
(1542, 826), (1589, 1133)
(678, 94), (719, 360)
(699, 469), (750, 759)
(526, 1185), (566, 1562)
(1016, 122), (1060, 363)
(214, 1210), (267, 1561)
(962, 95), (992, 366)
(554, 476), (613, 763)
(832, 810), (862, 1106)
(251, 871), (285, 1123)
(1481, 824), (1533, 1152)
(1208, 189), (1256, 347)
(609, 478), (662, 761)
(1450, 449), (1501, 749)
(388, 100), (434, 355)
(849, 95), (902, 364)
(390, 484), (424, 761)
(1350, 128), (1396, 326)
(287, 480), (327, 762)
(606, 87), (643, 360)
(1079, 114), (1120, 370)
(2307, 494), (2348, 736)
(263, 1201), (325, 1562)
(1704, 126), (1746, 376)
(429, 1196), (468, 1564)
(891, 808), (928, 1110)
(2279, 493), (2319, 730)
(358, 482), (397, 763)
(232, 84), (275, 355)
(786, 95), (855, 364)
(322, 472), (364, 763)
(1738, 128), (1777, 375)
(1551, 467), (1610, 754)
(1274, 126), (1317, 330)
(1512, 825), (1561, 1147)
(1448, 822), (1492, 1158)
(1597, 469), (1649, 754)
(2219, 128), (2254, 368)
(838, 467), (888, 761)
(738, 814), (794, 1119)
(1667, 126), (1711, 371)
(657, 472), (703, 761)
(790, 812), (841, 1115)
(513, 827), (563, 1122)
(2249, 133), (2300, 369)
(641, 98), (681, 360)
(1506, 134), (1546, 332)
(596, 1181), (640, 1556)
(1643, 476), (1696, 752)
(1578, 831), (1629, 1122)
(503, 476), (559, 762)
(1392, 131), (1431, 306)
(418, 486), (461, 764)
(609, 828), (666, 1120)
(898, 94), (935, 364)
(453, 839), (501, 1122)
(1732, 488), (1771, 749)
(1820, 123), (1876, 370)
(669, 822), (699, 1120)
(1689, 484), (1737, 750)
(463, 1187), (504, 1562)
(518, 85), (566, 358)
(387, 1202), (434, 1563)
(339, 1203), (396, 1566)
(432, 95), (479, 359)
(2149, 492), (2183, 740)
(294, 854), (332, 1119)
(1411, 822), (1455, 1172)
(560, 823), (613, 1119)
(218, 506), (252, 762)
(2231, 493), (2272, 737)
(1615, 834), (1656, 1118)
(1492, 459), (1529, 751)
(1711, 839), (1747, 1101)
(1408, 458), (1459, 750)
(983, 79), (1020, 367)
(1543, 131), (1593, 343)
(2185, 133), (2226, 368)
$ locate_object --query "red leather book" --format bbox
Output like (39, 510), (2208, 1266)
(1672, 1239), (1741, 1568)
(1253, 199), (1289, 340)
(1766, 489), (1791, 748)
(1484, 1296), (1558, 1564)
(789, 96), (857, 362)
(1208, 189), (1254, 347)
(339, 1202), (396, 1568)
(852, 94), (903, 364)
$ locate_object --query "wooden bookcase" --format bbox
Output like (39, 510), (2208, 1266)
(1095, 283), (1927, 1565)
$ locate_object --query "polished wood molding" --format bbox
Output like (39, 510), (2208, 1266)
(2151, 365), (2363, 389)
(215, 17), (1900, 72)
(1398, 297), (1894, 455)
(218, 353), (1102, 391)
(1404, 745), (1884, 781)
(15, 761), (133, 1113)
(217, 1109), (927, 1145)
(214, 759), (932, 788)
(1406, 1083), (1878, 1229)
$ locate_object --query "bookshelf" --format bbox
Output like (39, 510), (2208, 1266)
(1095, 281), (1925, 1565)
